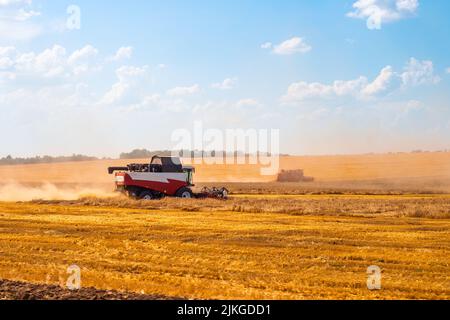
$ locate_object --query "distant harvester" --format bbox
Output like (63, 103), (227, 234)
(277, 169), (314, 183)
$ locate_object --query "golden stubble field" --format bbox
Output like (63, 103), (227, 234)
(0, 152), (449, 299)
(0, 196), (449, 300)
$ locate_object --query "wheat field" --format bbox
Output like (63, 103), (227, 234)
(1, 152), (450, 184)
(0, 197), (449, 300)
(0, 152), (449, 299)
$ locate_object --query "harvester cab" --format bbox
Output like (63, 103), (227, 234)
(148, 156), (195, 186)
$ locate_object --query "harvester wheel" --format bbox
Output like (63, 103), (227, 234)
(139, 191), (154, 200)
(176, 187), (193, 199)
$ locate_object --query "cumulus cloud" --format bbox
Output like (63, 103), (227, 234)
(0, 19), (42, 41)
(362, 66), (394, 96)
(100, 65), (149, 105)
(211, 78), (237, 90)
(401, 58), (440, 86)
(347, 0), (419, 30)
(167, 84), (200, 96)
(282, 75), (374, 102)
(109, 46), (133, 62)
(16, 45), (67, 78)
(271, 37), (311, 55)
(0, 0), (42, 40)
(260, 42), (272, 49)
(0, 44), (101, 79)
(282, 58), (436, 103)
(13, 7), (40, 21)
(67, 45), (100, 75)
(0, 0), (32, 6)
(68, 45), (98, 65)
(0, 46), (16, 69)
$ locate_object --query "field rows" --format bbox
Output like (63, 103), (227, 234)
(0, 199), (449, 300)
(33, 194), (450, 219)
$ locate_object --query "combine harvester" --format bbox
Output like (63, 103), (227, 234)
(108, 155), (229, 200)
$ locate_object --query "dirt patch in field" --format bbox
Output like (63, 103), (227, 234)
(0, 279), (180, 300)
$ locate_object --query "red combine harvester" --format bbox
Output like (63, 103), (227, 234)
(108, 156), (229, 200)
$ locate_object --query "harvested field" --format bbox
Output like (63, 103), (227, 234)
(0, 197), (449, 300)
(32, 194), (450, 219)
(0, 152), (449, 300)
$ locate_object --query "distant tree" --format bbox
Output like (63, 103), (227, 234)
(119, 149), (174, 160)
(0, 154), (99, 166)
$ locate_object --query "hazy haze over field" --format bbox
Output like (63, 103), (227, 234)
(1, 153), (450, 197)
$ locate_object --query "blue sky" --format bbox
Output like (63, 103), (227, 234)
(0, 0), (449, 157)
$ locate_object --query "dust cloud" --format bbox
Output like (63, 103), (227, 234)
(0, 183), (116, 202)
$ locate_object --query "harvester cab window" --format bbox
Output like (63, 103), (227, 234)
(149, 157), (163, 173)
(183, 167), (195, 186)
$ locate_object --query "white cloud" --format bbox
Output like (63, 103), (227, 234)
(401, 58), (440, 87)
(101, 82), (129, 105)
(109, 46), (133, 62)
(211, 78), (237, 90)
(282, 76), (373, 101)
(396, 0), (419, 11)
(68, 45), (98, 65)
(282, 58), (435, 103)
(347, 0), (419, 30)
(15, 45), (67, 78)
(0, 57), (13, 69)
(283, 82), (334, 100)
(167, 84), (200, 96)
(68, 45), (100, 76)
(0, 44), (104, 80)
(260, 42), (272, 49)
(116, 65), (148, 80)
(0, 70), (16, 82)
(0, 46), (16, 55)
(0, 19), (42, 41)
(446, 67), (450, 74)
(0, 46), (16, 69)
(333, 77), (368, 96)
(272, 37), (311, 55)
(362, 66), (394, 96)
(0, 0), (42, 40)
(100, 65), (149, 105)
(13, 8), (40, 21)
(0, 0), (32, 6)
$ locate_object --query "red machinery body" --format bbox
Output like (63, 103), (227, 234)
(108, 155), (229, 200)
(108, 156), (195, 199)
(114, 171), (189, 197)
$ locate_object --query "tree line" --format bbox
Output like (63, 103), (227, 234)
(0, 154), (100, 166)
